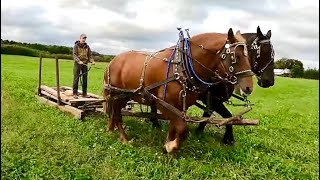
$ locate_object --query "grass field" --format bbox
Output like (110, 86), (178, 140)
(1, 54), (319, 179)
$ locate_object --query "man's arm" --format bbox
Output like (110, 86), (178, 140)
(73, 44), (81, 64)
(87, 45), (95, 63)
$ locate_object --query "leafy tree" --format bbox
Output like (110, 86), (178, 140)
(275, 58), (304, 78)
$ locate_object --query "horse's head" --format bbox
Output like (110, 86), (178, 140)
(249, 26), (275, 88)
(217, 28), (254, 95)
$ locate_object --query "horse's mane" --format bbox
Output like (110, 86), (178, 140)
(191, 31), (246, 44)
(189, 31), (246, 52)
(234, 32), (246, 43)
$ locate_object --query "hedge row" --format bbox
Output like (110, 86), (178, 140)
(1, 45), (114, 62)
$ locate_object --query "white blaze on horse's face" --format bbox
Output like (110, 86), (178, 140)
(232, 44), (253, 94)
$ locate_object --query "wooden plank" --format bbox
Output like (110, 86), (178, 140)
(35, 95), (83, 119)
(58, 104), (83, 120)
(40, 88), (104, 108)
(69, 97), (104, 102)
(40, 90), (71, 105)
(40, 85), (69, 100)
(60, 86), (103, 99)
(36, 94), (60, 107)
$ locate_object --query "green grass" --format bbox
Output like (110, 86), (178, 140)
(1, 54), (319, 179)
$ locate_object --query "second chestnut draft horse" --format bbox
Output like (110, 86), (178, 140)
(103, 28), (254, 153)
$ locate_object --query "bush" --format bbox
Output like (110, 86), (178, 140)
(1, 44), (39, 57)
(1, 44), (114, 62)
(303, 69), (319, 80)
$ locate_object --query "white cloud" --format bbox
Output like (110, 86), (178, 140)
(1, 0), (319, 69)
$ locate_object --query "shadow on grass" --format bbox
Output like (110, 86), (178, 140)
(92, 115), (247, 161)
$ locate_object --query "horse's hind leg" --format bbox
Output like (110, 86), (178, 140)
(103, 93), (116, 132)
(115, 100), (129, 143)
(108, 98), (129, 143)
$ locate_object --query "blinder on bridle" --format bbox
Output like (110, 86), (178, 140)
(218, 40), (254, 84)
(250, 37), (275, 78)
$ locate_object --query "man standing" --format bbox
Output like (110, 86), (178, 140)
(72, 34), (95, 98)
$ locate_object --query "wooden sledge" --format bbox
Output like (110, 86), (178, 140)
(35, 56), (105, 120)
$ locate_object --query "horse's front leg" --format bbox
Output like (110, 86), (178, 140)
(214, 103), (234, 145)
(163, 117), (188, 154)
(196, 98), (214, 133)
(196, 106), (211, 133)
(150, 102), (160, 128)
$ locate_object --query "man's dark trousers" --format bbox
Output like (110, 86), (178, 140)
(73, 62), (88, 95)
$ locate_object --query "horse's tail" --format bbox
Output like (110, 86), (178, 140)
(102, 58), (115, 115)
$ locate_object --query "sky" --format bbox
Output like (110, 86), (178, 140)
(1, 0), (319, 69)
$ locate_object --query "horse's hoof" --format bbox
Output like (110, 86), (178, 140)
(223, 136), (235, 146)
(120, 138), (129, 144)
(162, 146), (168, 154)
(164, 139), (178, 154)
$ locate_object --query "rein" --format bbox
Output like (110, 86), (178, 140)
(79, 64), (93, 87)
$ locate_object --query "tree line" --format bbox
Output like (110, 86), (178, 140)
(275, 58), (319, 80)
(1, 39), (115, 62)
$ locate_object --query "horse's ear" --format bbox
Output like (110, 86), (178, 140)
(228, 28), (236, 43)
(257, 26), (264, 38)
(266, 30), (272, 38)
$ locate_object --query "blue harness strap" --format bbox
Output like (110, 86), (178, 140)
(163, 28), (214, 100)
(163, 30), (184, 100)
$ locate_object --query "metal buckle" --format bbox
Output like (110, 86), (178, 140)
(221, 53), (226, 59)
(229, 66), (234, 72)
(174, 72), (180, 80)
(229, 76), (237, 84)
(231, 55), (236, 64)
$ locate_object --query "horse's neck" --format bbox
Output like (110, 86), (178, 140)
(188, 41), (221, 81)
(242, 33), (257, 45)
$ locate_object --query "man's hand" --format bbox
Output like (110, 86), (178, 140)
(78, 61), (83, 65)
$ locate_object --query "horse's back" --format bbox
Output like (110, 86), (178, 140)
(107, 50), (171, 90)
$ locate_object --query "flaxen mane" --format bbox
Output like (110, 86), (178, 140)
(234, 31), (246, 43)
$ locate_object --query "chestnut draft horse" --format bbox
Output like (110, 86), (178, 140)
(103, 28), (254, 153)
